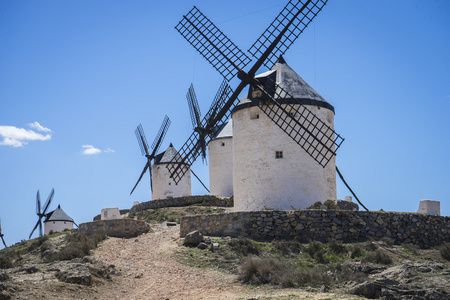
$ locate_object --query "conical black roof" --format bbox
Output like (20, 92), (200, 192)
(233, 57), (334, 113)
(154, 143), (188, 165)
(44, 205), (74, 223)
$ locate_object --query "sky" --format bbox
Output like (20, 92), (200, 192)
(1, 0), (449, 249)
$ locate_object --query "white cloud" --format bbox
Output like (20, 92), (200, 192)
(0, 124), (52, 147)
(81, 145), (102, 155)
(28, 121), (52, 133)
(81, 145), (115, 155)
(104, 148), (116, 153)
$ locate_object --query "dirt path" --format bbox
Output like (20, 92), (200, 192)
(93, 224), (358, 300)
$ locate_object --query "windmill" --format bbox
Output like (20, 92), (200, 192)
(130, 115), (171, 196)
(186, 80), (232, 164)
(29, 188), (54, 239)
(167, 0), (344, 184)
(0, 217), (6, 248)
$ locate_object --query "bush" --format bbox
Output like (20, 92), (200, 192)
(272, 240), (303, 256)
(362, 249), (392, 265)
(0, 255), (12, 269)
(328, 240), (348, 255)
(238, 257), (331, 288)
(44, 232), (105, 262)
(228, 237), (261, 257)
(239, 257), (283, 284)
(350, 244), (365, 259)
(440, 243), (450, 261)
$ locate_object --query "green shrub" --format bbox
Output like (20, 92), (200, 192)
(328, 240), (348, 255)
(44, 232), (105, 262)
(228, 237), (261, 257)
(238, 256), (331, 288)
(362, 249), (392, 265)
(272, 240), (303, 256)
(440, 243), (450, 261)
(0, 255), (12, 269)
(350, 244), (365, 259)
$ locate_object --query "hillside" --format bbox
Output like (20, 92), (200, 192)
(1, 205), (450, 299)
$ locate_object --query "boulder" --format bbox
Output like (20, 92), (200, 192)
(183, 230), (203, 246)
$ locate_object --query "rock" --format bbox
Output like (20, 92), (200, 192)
(183, 230), (203, 247)
(21, 265), (39, 274)
(55, 264), (92, 286)
(197, 242), (208, 250)
(0, 290), (11, 300)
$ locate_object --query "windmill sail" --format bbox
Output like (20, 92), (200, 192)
(29, 188), (54, 239)
(169, 0), (342, 183)
(131, 115), (171, 196)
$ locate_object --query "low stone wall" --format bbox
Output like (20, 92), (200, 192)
(129, 195), (233, 214)
(180, 210), (450, 248)
(79, 219), (150, 238)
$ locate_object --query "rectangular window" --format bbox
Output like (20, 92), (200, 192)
(250, 110), (260, 120)
(275, 151), (283, 159)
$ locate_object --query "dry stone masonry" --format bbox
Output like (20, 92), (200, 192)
(129, 195), (233, 214)
(180, 210), (450, 248)
(79, 219), (150, 238)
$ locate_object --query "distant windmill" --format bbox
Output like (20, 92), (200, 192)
(29, 188), (54, 239)
(130, 115), (171, 196)
(0, 216), (7, 248)
(167, 0), (344, 184)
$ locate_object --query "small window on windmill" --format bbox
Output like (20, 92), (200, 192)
(288, 109), (297, 119)
(221, 142), (225, 147)
(251, 85), (263, 98)
(250, 109), (260, 120)
(275, 151), (283, 159)
(104, 211), (108, 218)
(168, 182), (171, 185)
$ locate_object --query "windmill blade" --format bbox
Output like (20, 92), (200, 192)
(254, 78), (344, 167)
(29, 218), (42, 239)
(248, 0), (328, 70)
(1, 235), (6, 248)
(130, 162), (150, 195)
(187, 84), (202, 129)
(167, 82), (235, 184)
(175, 6), (252, 81)
(190, 169), (210, 193)
(42, 188), (55, 215)
(149, 159), (153, 192)
(36, 190), (41, 215)
(150, 115), (171, 157)
(135, 124), (150, 156)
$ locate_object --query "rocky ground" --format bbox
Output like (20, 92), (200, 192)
(1, 209), (450, 299)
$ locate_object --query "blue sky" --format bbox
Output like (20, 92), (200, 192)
(1, 0), (449, 248)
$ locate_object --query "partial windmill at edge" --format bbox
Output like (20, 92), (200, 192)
(130, 115), (171, 196)
(167, 0), (344, 184)
(29, 188), (54, 239)
(0, 216), (7, 248)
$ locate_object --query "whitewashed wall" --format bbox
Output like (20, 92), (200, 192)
(152, 164), (191, 200)
(232, 104), (336, 211)
(44, 221), (73, 235)
(209, 137), (233, 197)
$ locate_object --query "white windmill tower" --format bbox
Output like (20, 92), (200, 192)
(208, 119), (233, 197)
(151, 143), (192, 199)
(167, 0), (344, 212)
(232, 56), (337, 211)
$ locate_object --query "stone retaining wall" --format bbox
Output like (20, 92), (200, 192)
(129, 195), (233, 214)
(180, 210), (450, 248)
(78, 219), (150, 238)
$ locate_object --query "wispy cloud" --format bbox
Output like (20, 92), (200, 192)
(28, 121), (52, 133)
(81, 145), (115, 155)
(0, 123), (52, 147)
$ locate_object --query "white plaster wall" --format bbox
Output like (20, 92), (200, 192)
(152, 163), (191, 200)
(101, 207), (121, 220)
(232, 104), (336, 211)
(44, 221), (73, 235)
(417, 199), (440, 216)
(209, 137), (233, 197)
